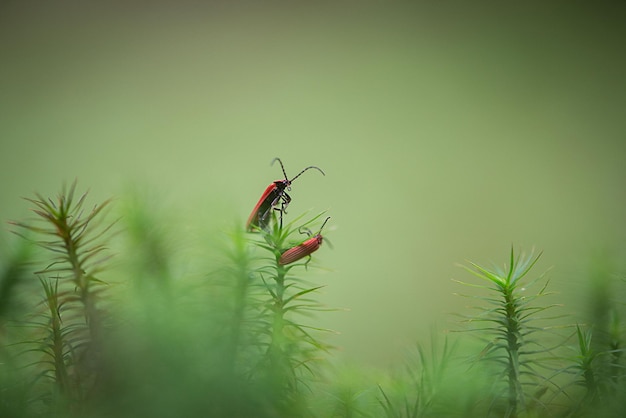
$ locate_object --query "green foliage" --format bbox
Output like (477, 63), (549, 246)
(313, 365), (381, 418)
(0, 239), (35, 324)
(562, 255), (626, 417)
(2, 183), (626, 418)
(378, 333), (460, 418)
(2, 182), (337, 417)
(454, 249), (564, 417)
(7, 182), (115, 414)
(243, 213), (335, 413)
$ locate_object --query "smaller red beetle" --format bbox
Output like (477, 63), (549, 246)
(246, 158), (324, 232)
(279, 217), (331, 265)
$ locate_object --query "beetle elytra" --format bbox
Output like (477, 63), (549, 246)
(279, 217), (331, 265)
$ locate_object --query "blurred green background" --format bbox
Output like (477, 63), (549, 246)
(1, 1), (625, 367)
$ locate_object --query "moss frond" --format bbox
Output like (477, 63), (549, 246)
(9, 182), (115, 411)
(456, 248), (562, 417)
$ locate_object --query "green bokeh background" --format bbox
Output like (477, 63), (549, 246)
(1, 1), (625, 367)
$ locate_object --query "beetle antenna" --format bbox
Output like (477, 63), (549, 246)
(318, 216), (331, 234)
(290, 165), (325, 182)
(271, 157), (289, 181)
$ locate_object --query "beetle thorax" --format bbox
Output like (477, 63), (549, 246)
(274, 180), (290, 191)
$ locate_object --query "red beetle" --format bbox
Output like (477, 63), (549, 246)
(246, 158), (324, 231)
(279, 217), (331, 265)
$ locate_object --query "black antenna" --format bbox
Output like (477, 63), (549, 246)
(270, 157), (289, 181)
(290, 166), (325, 182)
(271, 157), (325, 183)
(317, 217), (331, 235)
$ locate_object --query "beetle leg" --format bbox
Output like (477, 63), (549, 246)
(279, 202), (287, 229)
(303, 254), (312, 270)
(298, 226), (312, 236)
(278, 192), (291, 229)
(282, 192), (291, 210)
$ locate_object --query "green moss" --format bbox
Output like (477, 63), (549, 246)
(1, 184), (625, 418)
